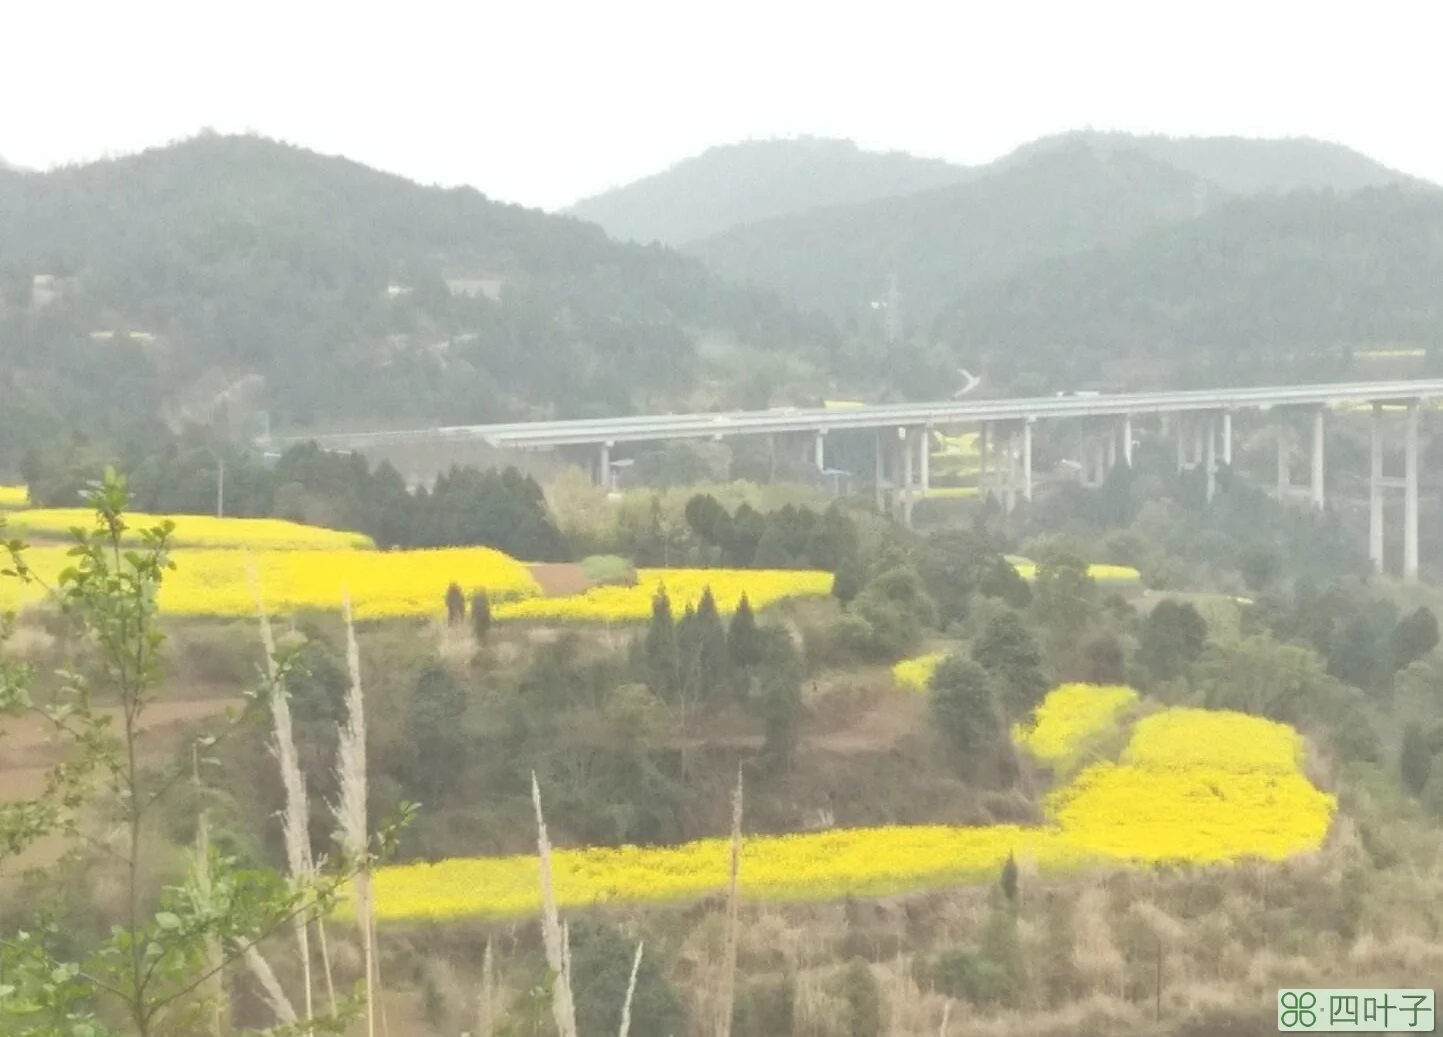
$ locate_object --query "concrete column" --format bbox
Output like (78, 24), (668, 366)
(1123, 414), (1134, 467)
(814, 430), (825, 471)
(1205, 419), (1217, 503)
(920, 426), (931, 497)
(1222, 410), (1233, 466)
(1176, 417), (1187, 473)
(1406, 402), (1420, 583)
(979, 423), (990, 496)
(874, 430), (885, 513)
(1277, 429), (1289, 498)
(1005, 429), (1018, 514)
(1310, 409), (1325, 510)
(1022, 420), (1034, 503)
(598, 441), (611, 489)
(1192, 422), (1204, 468)
(1106, 429), (1117, 472)
(901, 428), (914, 527)
(1370, 403), (1384, 574)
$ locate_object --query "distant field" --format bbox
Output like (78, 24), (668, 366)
(3, 509), (375, 550)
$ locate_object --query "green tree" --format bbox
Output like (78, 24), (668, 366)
(1192, 634), (1333, 722)
(1393, 606), (1440, 672)
(1239, 543), (1281, 593)
(405, 664), (469, 802)
(832, 959), (882, 1037)
(1402, 723), (1432, 797)
(972, 611), (1048, 719)
(643, 588), (680, 699)
(929, 655), (1002, 761)
(687, 586), (732, 703)
(0, 469), (387, 1036)
(1138, 600), (1208, 682)
(1030, 552), (1097, 651)
(471, 589), (493, 641)
(445, 580), (465, 625)
(569, 919), (685, 1037)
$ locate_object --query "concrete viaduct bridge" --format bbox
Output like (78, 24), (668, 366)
(271, 379), (1443, 582)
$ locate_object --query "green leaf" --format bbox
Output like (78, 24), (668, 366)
(155, 911), (182, 930)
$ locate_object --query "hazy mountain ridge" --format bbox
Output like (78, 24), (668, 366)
(1006, 130), (1416, 196)
(935, 183), (1443, 386)
(684, 142), (1219, 324)
(0, 133), (839, 466)
(566, 137), (974, 246)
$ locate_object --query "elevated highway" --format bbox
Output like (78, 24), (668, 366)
(267, 379), (1443, 581)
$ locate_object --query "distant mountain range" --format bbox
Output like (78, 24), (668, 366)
(684, 142), (1219, 325)
(566, 137), (973, 246)
(570, 130), (1414, 250)
(0, 134), (838, 468)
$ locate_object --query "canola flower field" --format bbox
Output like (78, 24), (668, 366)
(493, 568), (833, 622)
(892, 652), (946, 692)
(0, 485), (29, 510)
(360, 690), (1336, 922)
(1008, 556), (1142, 585)
(2, 509), (376, 550)
(0, 544), (543, 619)
(1012, 683), (1139, 772)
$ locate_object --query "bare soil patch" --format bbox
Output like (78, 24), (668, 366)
(527, 562), (594, 596)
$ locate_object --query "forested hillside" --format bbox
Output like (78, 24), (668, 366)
(566, 137), (972, 245)
(685, 143), (1214, 325)
(1005, 129), (1413, 195)
(0, 133), (839, 469)
(934, 184), (1443, 387)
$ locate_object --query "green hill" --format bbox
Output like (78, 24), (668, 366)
(1005, 129), (1415, 195)
(0, 133), (840, 467)
(934, 184), (1443, 387)
(684, 142), (1216, 326)
(566, 136), (973, 246)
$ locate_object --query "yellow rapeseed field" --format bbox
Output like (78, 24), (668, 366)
(0, 545), (541, 619)
(3, 509), (375, 550)
(1013, 684), (1139, 771)
(360, 702), (1336, 922)
(1008, 556), (1142, 585)
(892, 652), (947, 692)
(0, 485), (29, 509)
(493, 568), (833, 622)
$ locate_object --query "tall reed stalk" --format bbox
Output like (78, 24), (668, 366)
(250, 563), (317, 1022)
(532, 772), (578, 1037)
(716, 766), (744, 1037)
(336, 591), (376, 1037)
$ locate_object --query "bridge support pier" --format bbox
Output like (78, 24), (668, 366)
(1222, 409), (1233, 466)
(1176, 420), (1187, 473)
(1311, 409), (1325, 510)
(1004, 428), (1018, 514)
(920, 425), (930, 500)
(1406, 402), (1420, 582)
(874, 430), (885, 513)
(1022, 419), (1034, 504)
(900, 428), (915, 528)
(1205, 418), (1217, 503)
(814, 430), (825, 471)
(1370, 403), (1384, 574)
(598, 441), (612, 490)
(979, 423), (990, 498)
(1277, 429), (1290, 498)
(1123, 414), (1134, 467)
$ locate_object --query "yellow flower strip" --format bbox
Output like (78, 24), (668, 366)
(1013, 684), (1138, 770)
(494, 568), (833, 622)
(0, 485), (29, 509)
(0, 545), (541, 619)
(892, 652), (946, 692)
(361, 704), (1335, 922)
(4, 509), (375, 550)
(1120, 708), (1303, 774)
(1007, 556), (1141, 584)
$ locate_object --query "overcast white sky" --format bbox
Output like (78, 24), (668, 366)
(3, 0), (1440, 211)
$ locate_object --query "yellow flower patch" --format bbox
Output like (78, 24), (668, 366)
(892, 652), (947, 692)
(361, 704), (1335, 922)
(0, 485), (29, 509)
(0, 545), (541, 619)
(1013, 684), (1138, 771)
(5, 509), (375, 550)
(1008, 556), (1141, 584)
(494, 568), (832, 622)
